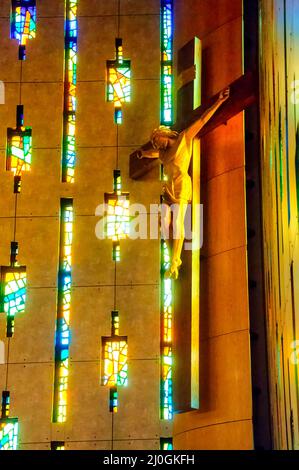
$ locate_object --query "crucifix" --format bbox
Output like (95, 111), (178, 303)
(130, 38), (257, 279)
(130, 37), (257, 410)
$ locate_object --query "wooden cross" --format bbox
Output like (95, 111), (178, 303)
(129, 38), (257, 179)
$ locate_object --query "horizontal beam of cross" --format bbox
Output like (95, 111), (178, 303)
(129, 70), (257, 179)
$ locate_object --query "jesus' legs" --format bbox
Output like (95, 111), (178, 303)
(166, 201), (188, 280)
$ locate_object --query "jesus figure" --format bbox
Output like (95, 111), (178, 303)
(137, 87), (230, 279)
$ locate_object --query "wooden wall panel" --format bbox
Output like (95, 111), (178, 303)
(259, 0), (299, 450)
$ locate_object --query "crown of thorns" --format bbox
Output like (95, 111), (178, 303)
(151, 126), (179, 146)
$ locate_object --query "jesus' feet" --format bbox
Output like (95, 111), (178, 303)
(165, 259), (182, 280)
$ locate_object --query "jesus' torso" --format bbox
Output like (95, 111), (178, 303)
(159, 131), (193, 202)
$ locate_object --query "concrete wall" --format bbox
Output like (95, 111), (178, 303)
(259, 0), (299, 450)
(0, 0), (166, 450)
(173, 0), (253, 449)
(0, 0), (256, 451)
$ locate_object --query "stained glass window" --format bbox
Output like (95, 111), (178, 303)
(107, 38), (131, 124)
(102, 311), (128, 413)
(161, 0), (174, 125)
(0, 419), (19, 450)
(105, 170), (130, 262)
(112, 242), (121, 263)
(160, 438), (173, 450)
(53, 200), (73, 423)
(0, 267), (27, 338)
(6, 106), (32, 193)
(62, 0), (78, 183)
(103, 338), (128, 388)
(0, 392), (19, 451)
(160, 0), (174, 424)
(51, 441), (65, 451)
(6, 128), (32, 176)
(10, 0), (36, 60)
(161, 241), (173, 420)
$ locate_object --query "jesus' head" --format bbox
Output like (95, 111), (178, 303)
(151, 126), (179, 150)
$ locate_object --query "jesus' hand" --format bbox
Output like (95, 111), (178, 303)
(219, 87), (230, 102)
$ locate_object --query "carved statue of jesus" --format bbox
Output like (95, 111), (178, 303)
(138, 87), (230, 279)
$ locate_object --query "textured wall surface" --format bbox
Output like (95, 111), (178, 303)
(259, 0), (299, 450)
(173, 0), (253, 450)
(0, 0), (168, 450)
(0, 0), (257, 451)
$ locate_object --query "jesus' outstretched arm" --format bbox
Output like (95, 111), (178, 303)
(185, 87), (230, 141)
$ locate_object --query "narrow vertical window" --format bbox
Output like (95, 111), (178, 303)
(102, 311), (128, 413)
(10, 0), (36, 60)
(52, 199), (73, 423)
(0, 392), (19, 450)
(161, 0), (174, 125)
(62, 0), (78, 183)
(107, 38), (131, 125)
